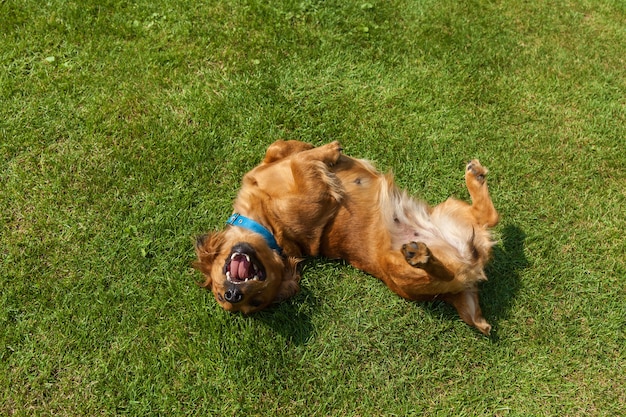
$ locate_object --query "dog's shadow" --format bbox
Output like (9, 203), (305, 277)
(483, 225), (528, 329)
(252, 283), (319, 346)
(255, 225), (527, 341)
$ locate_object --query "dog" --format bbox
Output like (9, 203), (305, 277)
(194, 140), (499, 335)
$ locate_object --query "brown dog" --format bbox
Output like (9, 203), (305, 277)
(194, 140), (499, 334)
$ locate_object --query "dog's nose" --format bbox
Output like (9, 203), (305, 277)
(224, 288), (243, 304)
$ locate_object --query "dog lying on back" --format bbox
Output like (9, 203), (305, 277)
(194, 140), (499, 334)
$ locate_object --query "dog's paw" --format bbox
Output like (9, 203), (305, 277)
(476, 319), (492, 336)
(321, 141), (343, 165)
(466, 159), (488, 185)
(401, 241), (431, 267)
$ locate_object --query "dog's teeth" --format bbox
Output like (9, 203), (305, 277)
(244, 254), (250, 262)
(231, 253), (238, 260)
(226, 271), (232, 281)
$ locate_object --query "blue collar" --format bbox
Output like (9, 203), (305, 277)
(226, 213), (283, 254)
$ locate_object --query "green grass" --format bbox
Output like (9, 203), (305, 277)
(2, 0), (625, 415)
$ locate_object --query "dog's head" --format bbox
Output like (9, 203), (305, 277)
(193, 228), (301, 313)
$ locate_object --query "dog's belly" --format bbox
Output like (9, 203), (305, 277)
(390, 219), (431, 249)
(323, 156), (432, 250)
(321, 156), (474, 278)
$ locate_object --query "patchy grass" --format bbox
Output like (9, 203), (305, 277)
(1, 0), (625, 415)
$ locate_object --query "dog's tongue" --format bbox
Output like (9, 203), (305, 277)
(230, 254), (252, 281)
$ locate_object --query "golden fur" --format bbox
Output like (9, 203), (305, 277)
(194, 140), (499, 334)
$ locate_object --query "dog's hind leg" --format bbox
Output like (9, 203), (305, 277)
(465, 160), (499, 227)
(400, 241), (455, 281)
(440, 289), (492, 335)
(372, 249), (492, 334)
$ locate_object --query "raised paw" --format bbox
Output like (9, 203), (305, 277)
(320, 141), (343, 166)
(401, 241), (431, 267)
(466, 159), (488, 185)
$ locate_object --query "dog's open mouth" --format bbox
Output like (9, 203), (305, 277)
(225, 250), (266, 284)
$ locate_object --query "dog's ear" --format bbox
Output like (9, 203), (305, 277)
(273, 257), (303, 303)
(193, 232), (225, 288)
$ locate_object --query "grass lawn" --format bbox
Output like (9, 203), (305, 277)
(1, 0), (625, 415)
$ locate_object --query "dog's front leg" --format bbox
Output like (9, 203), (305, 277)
(294, 141), (343, 167)
(289, 141), (344, 201)
(263, 140), (315, 164)
(465, 160), (499, 227)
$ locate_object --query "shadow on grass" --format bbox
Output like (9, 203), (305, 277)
(252, 284), (319, 347)
(482, 224), (528, 333)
